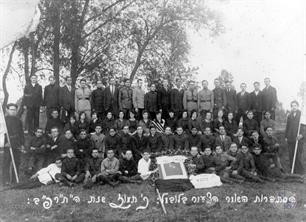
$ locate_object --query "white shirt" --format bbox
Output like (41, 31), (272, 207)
(37, 163), (61, 185)
(137, 158), (152, 180)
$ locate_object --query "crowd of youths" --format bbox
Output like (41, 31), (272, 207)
(2, 74), (305, 190)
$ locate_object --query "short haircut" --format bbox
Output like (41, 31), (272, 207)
(290, 100), (299, 107)
(253, 81), (260, 85)
(51, 127), (59, 131)
(6, 103), (18, 109)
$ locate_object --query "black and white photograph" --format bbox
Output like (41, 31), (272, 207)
(0, 0), (305, 221)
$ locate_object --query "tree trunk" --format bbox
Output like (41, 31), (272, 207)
(23, 39), (30, 84)
(2, 42), (17, 110)
(52, 4), (61, 85)
(71, 40), (80, 86)
(30, 33), (37, 76)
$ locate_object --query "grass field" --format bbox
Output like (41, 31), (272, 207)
(0, 121), (306, 221)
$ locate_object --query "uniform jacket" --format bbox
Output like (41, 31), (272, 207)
(23, 83), (43, 108)
(75, 87), (91, 112)
(119, 86), (133, 110)
(43, 84), (59, 108)
(198, 88), (214, 111)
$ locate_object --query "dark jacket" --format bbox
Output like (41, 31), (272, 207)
(59, 85), (75, 110)
(133, 134), (149, 155)
(43, 84), (59, 108)
(249, 91), (263, 112)
(173, 133), (189, 150)
(285, 110), (305, 143)
(61, 157), (81, 176)
(85, 157), (103, 175)
(144, 91), (158, 113)
(236, 92), (250, 113)
(233, 136), (251, 149)
(243, 119), (259, 136)
(262, 86), (277, 111)
(5, 116), (24, 148)
(158, 87), (170, 110)
(200, 134), (215, 151)
(187, 134), (201, 150)
(119, 158), (138, 177)
(147, 133), (163, 153)
(91, 88), (104, 112)
(104, 86), (119, 115)
(225, 88), (237, 112)
(213, 87), (226, 109)
(23, 83), (43, 108)
(170, 88), (184, 112)
(162, 134), (174, 150)
(75, 137), (94, 159)
(104, 134), (121, 153)
(119, 86), (133, 110)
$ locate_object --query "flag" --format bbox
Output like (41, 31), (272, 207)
(0, 0), (41, 49)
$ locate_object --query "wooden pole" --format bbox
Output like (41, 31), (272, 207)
(156, 188), (167, 214)
(290, 118), (301, 174)
(0, 104), (19, 182)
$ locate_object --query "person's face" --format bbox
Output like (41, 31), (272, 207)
(49, 77), (56, 85)
(156, 113), (161, 119)
(190, 147), (198, 156)
(177, 128), (183, 135)
(226, 82), (231, 89)
(204, 148), (212, 156)
(219, 127), (226, 135)
(237, 129), (243, 137)
(182, 112), (188, 118)
(119, 112), (124, 119)
(80, 131), (87, 139)
(55, 160), (62, 168)
(150, 128), (156, 135)
(80, 113), (86, 120)
(264, 78), (270, 86)
(107, 112), (112, 119)
(126, 151), (133, 160)
(176, 80), (182, 88)
(215, 146), (222, 154)
(143, 152), (150, 161)
(70, 117), (76, 124)
(204, 128), (211, 135)
(189, 82), (195, 89)
(165, 127), (171, 135)
(129, 112), (135, 118)
(291, 103), (298, 112)
(7, 106), (17, 116)
(151, 84), (156, 91)
(110, 79), (115, 85)
(67, 149), (74, 158)
(80, 81), (86, 88)
(253, 148), (262, 155)
(240, 84), (246, 91)
(30, 76), (37, 84)
(252, 132), (259, 139)
(241, 146), (248, 154)
(214, 80), (220, 87)
(51, 129), (59, 138)
(205, 113), (212, 120)
(266, 128), (273, 136)
(35, 129), (43, 137)
(95, 126), (102, 134)
(169, 112), (174, 118)
(264, 112), (271, 119)
(228, 113), (233, 120)
(247, 112), (253, 119)
(202, 81), (208, 88)
(138, 80), (143, 88)
(92, 150), (99, 158)
(143, 112), (148, 119)
(66, 77), (72, 85)
(229, 144), (238, 153)
(123, 126), (129, 134)
(125, 80), (131, 87)
(97, 81), (103, 88)
(192, 112), (197, 119)
(254, 83), (260, 91)
(51, 111), (59, 119)
(107, 150), (114, 159)
(109, 129), (116, 136)
(218, 110), (223, 118)
(163, 80), (168, 88)
(191, 128), (197, 135)
(65, 130), (73, 139)
(92, 113), (97, 119)
(137, 127), (143, 135)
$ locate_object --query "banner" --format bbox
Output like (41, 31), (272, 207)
(156, 155), (188, 180)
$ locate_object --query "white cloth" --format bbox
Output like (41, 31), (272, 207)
(37, 163), (61, 185)
(137, 158), (152, 180)
(189, 174), (222, 189)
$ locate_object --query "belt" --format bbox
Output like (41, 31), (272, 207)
(79, 98), (89, 100)
(187, 100), (197, 102)
(200, 100), (211, 102)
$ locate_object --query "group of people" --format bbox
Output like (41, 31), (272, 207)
(2, 74), (305, 190)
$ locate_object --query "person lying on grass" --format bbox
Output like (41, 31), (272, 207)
(8, 158), (62, 190)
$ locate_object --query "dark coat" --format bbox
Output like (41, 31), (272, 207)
(133, 134), (149, 155)
(249, 91), (263, 112)
(147, 133), (163, 153)
(213, 87), (227, 109)
(170, 88), (184, 113)
(173, 133), (189, 150)
(61, 157), (81, 176)
(59, 85), (75, 111)
(225, 88), (237, 112)
(5, 116), (24, 148)
(104, 134), (121, 152)
(158, 87), (170, 110)
(104, 86), (119, 115)
(214, 135), (232, 151)
(162, 134), (174, 150)
(75, 137), (94, 159)
(119, 158), (138, 177)
(232, 136), (251, 149)
(23, 83), (43, 108)
(200, 135), (215, 151)
(144, 91), (158, 113)
(187, 134), (201, 149)
(262, 86), (277, 111)
(85, 157), (103, 175)
(43, 84), (59, 108)
(236, 92), (250, 113)
(285, 110), (305, 143)
(91, 88), (104, 112)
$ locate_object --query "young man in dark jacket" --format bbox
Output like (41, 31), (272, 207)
(119, 150), (142, 183)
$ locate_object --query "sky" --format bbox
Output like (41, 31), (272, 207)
(188, 0), (306, 109)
